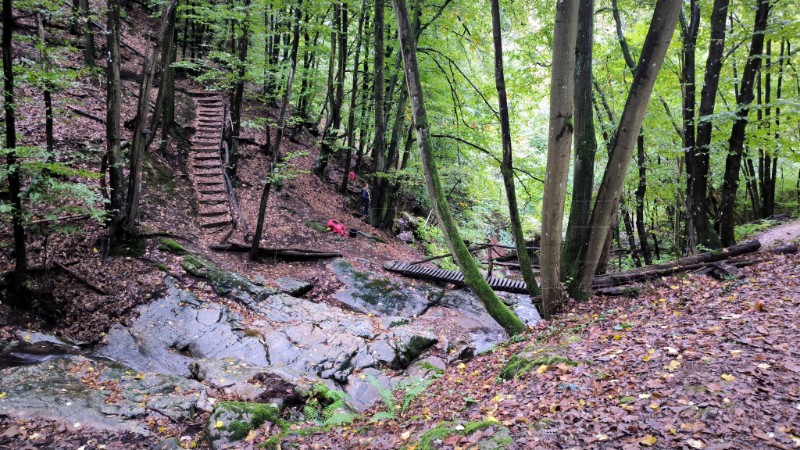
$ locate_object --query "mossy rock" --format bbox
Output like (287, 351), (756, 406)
(181, 254), (276, 300)
(158, 238), (188, 255)
(499, 351), (578, 380)
(206, 401), (288, 448)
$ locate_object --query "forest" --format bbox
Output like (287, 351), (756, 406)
(1, 0), (800, 447)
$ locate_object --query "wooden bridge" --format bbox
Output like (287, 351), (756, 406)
(383, 261), (530, 294)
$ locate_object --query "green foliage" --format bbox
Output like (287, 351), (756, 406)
(734, 219), (779, 241)
(414, 218), (457, 271)
(367, 373), (436, 422)
(302, 383), (356, 427)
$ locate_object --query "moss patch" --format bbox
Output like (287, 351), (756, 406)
(500, 350), (579, 380)
(305, 221), (329, 233)
(181, 254), (276, 300)
(211, 401), (288, 442)
(158, 238), (188, 255)
(416, 420), (512, 450)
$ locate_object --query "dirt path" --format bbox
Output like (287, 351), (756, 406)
(757, 220), (800, 247)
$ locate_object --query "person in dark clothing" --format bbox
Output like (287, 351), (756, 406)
(360, 183), (371, 217)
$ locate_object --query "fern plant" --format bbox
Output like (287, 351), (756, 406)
(367, 374), (436, 422)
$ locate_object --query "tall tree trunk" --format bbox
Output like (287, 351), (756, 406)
(160, 10), (178, 152)
(490, 0), (540, 297)
(378, 82), (408, 227)
(635, 134), (652, 264)
(37, 14), (54, 155)
(691, 0), (728, 249)
(124, 0), (176, 236)
(392, 0), (524, 334)
(719, 0), (770, 246)
(229, 0), (251, 178)
(681, 1), (699, 203)
(3, 0), (28, 299)
(621, 199), (642, 267)
(577, 0), (682, 294)
(106, 0), (125, 241)
(250, 0), (303, 259)
(149, 2), (178, 150)
(79, 0), (95, 67)
(340, 0), (368, 194)
(368, 0), (386, 224)
(313, 4), (340, 178)
(563, 0), (596, 298)
(540, 0), (578, 316)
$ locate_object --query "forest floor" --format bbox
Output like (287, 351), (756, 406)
(278, 251), (800, 450)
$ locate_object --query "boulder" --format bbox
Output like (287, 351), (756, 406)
(331, 259), (442, 317)
(275, 277), (313, 296)
(98, 278), (269, 377)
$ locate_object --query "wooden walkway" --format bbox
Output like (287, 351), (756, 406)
(383, 261), (530, 294)
(187, 91), (233, 229)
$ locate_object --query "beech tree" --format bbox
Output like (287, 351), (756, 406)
(539, 0), (578, 316)
(576, 0), (682, 295)
(3, 0), (28, 299)
(392, 0), (525, 335)
(719, 0), (771, 246)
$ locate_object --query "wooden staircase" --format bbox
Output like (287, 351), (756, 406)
(187, 91), (233, 229)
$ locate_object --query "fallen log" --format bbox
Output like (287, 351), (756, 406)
(709, 261), (745, 280)
(66, 105), (106, 125)
(210, 242), (342, 260)
(764, 244), (798, 255)
(592, 240), (761, 288)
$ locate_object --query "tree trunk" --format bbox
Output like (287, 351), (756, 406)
(540, 0), (578, 316)
(313, 4), (340, 178)
(229, 0), (251, 179)
(124, 0), (176, 236)
(106, 0), (125, 241)
(149, 2), (177, 150)
(563, 0), (596, 298)
(681, 1), (699, 203)
(251, 0), (303, 259)
(340, 0), (368, 194)
(160, 11), (178, 153)
(577, 0), (682, 294)
(490, 0), (540, 297)
(392, 0), (524, 334)
(3, 0), (28, 300)
(719, 0), (770, 246)
(691, 0), (728, 249)
(79, 0), (95, 67)
(634, 134), (652, 264)
(37, 14), (54, 155)
(368, 0), (386, 224)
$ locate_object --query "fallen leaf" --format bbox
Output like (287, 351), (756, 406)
(721, 374), (735, 382)
(687, 438), (705, 448)
(214, 420), (224, 429)
(639, 434), (657, 446)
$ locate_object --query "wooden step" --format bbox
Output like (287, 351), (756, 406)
(194, 169), (224, 177)
(199, 217), (232, 228)
(191, 154), (220, 161)
(197, 187), (226, 195)
(192, 147), (220, 154)
(194, 176), (226, 185)
(192, 161), (220, 169)
(198, 194), (227, 204)
(199, 205), (229, 217)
